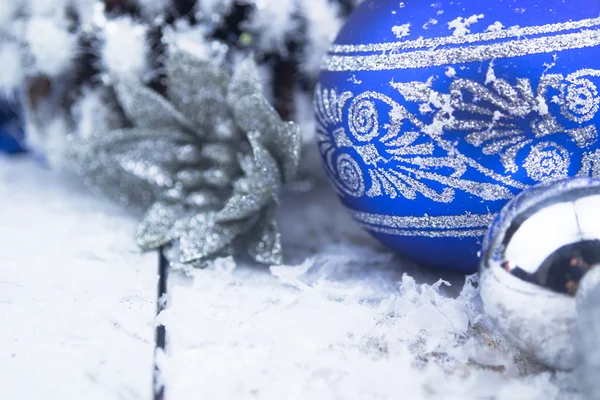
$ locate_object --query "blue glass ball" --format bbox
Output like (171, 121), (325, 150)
(316, 0), (600, 273)
(0, 101), (25, 154)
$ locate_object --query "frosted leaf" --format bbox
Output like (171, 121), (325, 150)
(84, 128), (189, 148)
(137, 201), (186, 250)
(26, 17), (76, 76)
(233, 94), (302, 182)
(113, 77), (194, 132)
(166, 48), (230, 132)
(214, 135), (281, 223)
(276, 121), (302, 183)
(68, 46), (302, 266)
(248, 131), (282, 201)
(227, 57), (263, 103)
(247, 213), (282, 265)
(214, 189), (272, 223)
(179, 212), (245, 263)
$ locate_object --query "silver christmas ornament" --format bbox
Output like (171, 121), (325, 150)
(69, 46), (302, 266)
(480, 177), (600, 370)
(575, 271), (600, 398)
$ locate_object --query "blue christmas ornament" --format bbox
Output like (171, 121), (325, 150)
(0, 101), (25, 154)
(316, 0), (600, 273)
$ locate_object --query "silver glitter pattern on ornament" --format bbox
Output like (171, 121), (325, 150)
(479, 177), (600, 370)
(323, 20), (600, 72)
(328, 17), (600, 55)
(69, 47), (302, 266)
(316, 53), (600, 240)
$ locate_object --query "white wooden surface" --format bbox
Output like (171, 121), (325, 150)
(0, 156), (157, 399)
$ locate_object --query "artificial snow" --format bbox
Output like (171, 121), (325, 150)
(27, 0), (69, 16)
(301, 0), (344, 77)
(102, 17), (149, 77)
(244, 0), (300, 56)
(0, 0), (21, 28)
(0, 42), (23, 95)
(448, 14), (485, 36)
(159, 178), (583, 399)
(392, 23), (411, 39)
(26, 17), (76, 76)
(486, 21), (504, 32)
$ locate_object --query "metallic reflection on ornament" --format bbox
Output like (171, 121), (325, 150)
(480, 177), (600, 370)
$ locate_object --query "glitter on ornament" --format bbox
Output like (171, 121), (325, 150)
(317, 0), (600, 273)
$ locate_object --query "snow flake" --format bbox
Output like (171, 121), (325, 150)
(392, 23), (411, 39)
(448, 14), (485, 36)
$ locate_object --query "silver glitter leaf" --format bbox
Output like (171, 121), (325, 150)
(247, 214), (282, 265)
(276, 121), (302, 183)
(248, 131), (282, 199)
(114, 152), (175, 188)
(227, 57), (263, 103)
(179, 212), (245, 263)
(167, 48), (230, 134)
(232, 93), (282, 147)
(184, 190), (222, 208)
(214, 189), (271, 223)
(69, 46), (303, 267)
(200, 143), (237, 166)
(69, 128), (192, 211)
(137, 201), (186, 250)
(113, 77), (195, 132)
(214, 134), (280, 223)
(82, 128), (193, 190)
(232, 93), (302, 183)
(68, 143), (159, 212)
(84, 127), (190, 148)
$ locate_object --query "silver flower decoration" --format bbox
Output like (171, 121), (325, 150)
(69, 48), (301, 265)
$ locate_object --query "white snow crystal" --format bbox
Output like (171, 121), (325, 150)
(486, 21), (504, 32)
(301, 0), (343, 77)
(537, 94), (549, 115)
(508, 25), (521, 36)
(448, 14), (485, 36)
(0, 0), (21, 28)
(27, 0), (69, 16)
(423, 18), (438, 29)
(26, 17), (76, 76)
(245, 0), (300, 56)
(71, 0), (101, 27)
(137, 0), (171, 20)
(0, 42), (24, 95)
(196, 0), (234, 19)
(102, 17), (148, 77)
(419, 103), (434, 113)
(445, 66), (456, 78)
(165, 22), (214, 62)
(23, 113), (71, 168)
(348, 74), (362, 84)
(72, 87), (115, 140)
(485, 60), (497, 84)
(392, 23), (411, 39)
